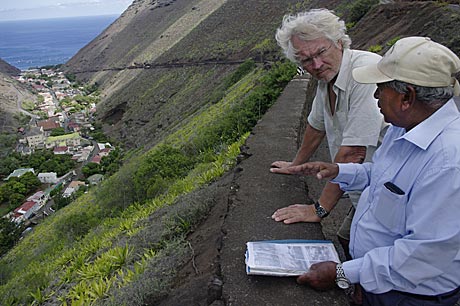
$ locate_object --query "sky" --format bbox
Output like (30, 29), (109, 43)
(0, 0), (133, 21)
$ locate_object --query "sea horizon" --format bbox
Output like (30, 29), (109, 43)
(0, 14), (119, 71)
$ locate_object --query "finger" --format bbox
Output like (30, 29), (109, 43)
(283, 215), (307, 224)
(270, 167), (292, 174)
(270, 161), (282, 168)
(317, 169), (331, 180)
(296, 272), (310, 285)
(272, 209), (297, 221)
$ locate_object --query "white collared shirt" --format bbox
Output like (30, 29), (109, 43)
(308, 48), (387, 161)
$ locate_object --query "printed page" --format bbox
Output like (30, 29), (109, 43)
(246, 240), (340, 276)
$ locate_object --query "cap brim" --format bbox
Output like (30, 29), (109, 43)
(352, 64), (394, 84)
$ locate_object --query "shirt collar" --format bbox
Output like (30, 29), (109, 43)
(400, 99), (460, 150)
(334, 48), (352, 92)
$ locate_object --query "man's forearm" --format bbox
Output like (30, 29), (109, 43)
(317, 181), (344, 212)
(317, 145), (367, 210)
(292, 124), (325, 165)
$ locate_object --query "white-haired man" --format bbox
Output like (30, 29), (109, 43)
(271, 9), (387, 260)
(276, 36), (460, 306)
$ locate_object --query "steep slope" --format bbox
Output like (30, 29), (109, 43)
(0, 58), (20, 76)
(349, 1), (460, 55)
(63, 0), (326, 149)
(64, 0), (460, 151)
(0, 72), (36, 133)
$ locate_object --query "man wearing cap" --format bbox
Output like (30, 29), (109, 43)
(275, 36), (460, 306)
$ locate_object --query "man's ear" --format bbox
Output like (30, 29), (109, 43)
(401, 85), (416, 111)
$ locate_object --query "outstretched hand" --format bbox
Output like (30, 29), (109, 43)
(270, 161), (339, 180)
(272, 204), (321, 223)
(270, 160), (293, 171)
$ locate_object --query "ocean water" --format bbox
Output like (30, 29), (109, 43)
(0, 15), (118, 71)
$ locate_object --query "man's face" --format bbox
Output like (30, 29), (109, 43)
(374, 83), (404, 127)
(292, 36), (343, 82)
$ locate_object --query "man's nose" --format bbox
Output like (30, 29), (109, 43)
(311, 57), (323, 69)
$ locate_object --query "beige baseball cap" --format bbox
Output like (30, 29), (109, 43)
(352, 37), (460, 94)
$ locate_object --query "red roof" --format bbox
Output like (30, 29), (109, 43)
(37, 119), (60, 130)
(14, 201), (36, 214)
(91, 155), (102, 164)
(54, 146), (68, 153)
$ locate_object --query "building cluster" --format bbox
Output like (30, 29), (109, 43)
(14, 68), (99, 160)
(1, 68), (113, 226)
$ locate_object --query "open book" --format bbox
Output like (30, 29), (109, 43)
(245, 240), (340, 276)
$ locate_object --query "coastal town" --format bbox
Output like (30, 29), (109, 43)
(1, 67), (119, 237)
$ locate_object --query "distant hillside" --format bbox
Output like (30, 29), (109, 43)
(0, 59), (33, 133)
(0, 72), (36, 133)
(63, 0), (323, 149)
(64, 0), (460, 150)
(0, 58), (20, 76)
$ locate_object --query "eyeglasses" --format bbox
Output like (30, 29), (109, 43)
(300, 44), (333, 67)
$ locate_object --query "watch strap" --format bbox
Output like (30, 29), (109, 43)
(314, 200), (329, 218)
(336, 263), (351, 289)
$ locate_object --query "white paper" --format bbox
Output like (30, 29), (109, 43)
(245, 240), (340, 276)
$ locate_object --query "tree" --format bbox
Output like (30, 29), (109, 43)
(50, 128), (66, 137)
(82, 162), (101, 177)
(0, 218), (23, 256)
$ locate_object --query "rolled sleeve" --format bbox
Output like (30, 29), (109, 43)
(331, 162), (372, 191)
(342, 258), (363, 284)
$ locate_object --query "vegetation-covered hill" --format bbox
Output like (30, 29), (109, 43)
(2, 0), (460, 305)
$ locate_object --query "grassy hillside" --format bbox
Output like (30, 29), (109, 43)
(0, 59), (296, 305)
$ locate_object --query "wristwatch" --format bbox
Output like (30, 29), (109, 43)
(314, 201), (329, 218)
(336, 263), (351, 289)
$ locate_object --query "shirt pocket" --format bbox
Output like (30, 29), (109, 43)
(373, 184), (407, 235)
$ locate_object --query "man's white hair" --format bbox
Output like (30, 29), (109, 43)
(275, 9), (352, 63)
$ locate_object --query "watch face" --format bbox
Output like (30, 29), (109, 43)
(337, 279), (350, 289)
(316, 206), (328, 218)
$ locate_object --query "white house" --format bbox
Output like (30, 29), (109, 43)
(26, 127), (45, 149)
(38, 172), (58, 184)
(5, 168), (35, 181)
(62, 181), (86, 198)
(27, 191), (48, 208)
(12, 201), (39, 223)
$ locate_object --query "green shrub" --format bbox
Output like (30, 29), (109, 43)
(336, 0), (379, 25)
(386, 36), (401, 47)
(133, 145), (196, 200)
(368, 44), (383, 53)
